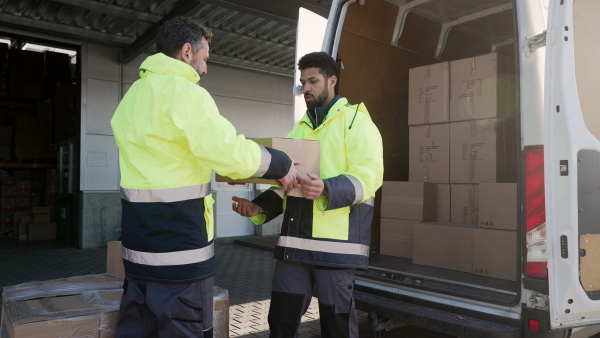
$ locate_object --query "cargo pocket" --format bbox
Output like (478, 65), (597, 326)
(333, 274), (355, 314)
(313, 205), (350, 240)
(204, 194), (215, 241)
(172, 296), (204, 338)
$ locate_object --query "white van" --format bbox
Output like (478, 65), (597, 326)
(294, 0), (600, 337)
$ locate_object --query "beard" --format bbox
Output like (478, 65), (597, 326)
(305, 86), (329, 111)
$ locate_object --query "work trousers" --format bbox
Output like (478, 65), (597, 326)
(268, 260), (358, 338)
(116, 276), (214, 338)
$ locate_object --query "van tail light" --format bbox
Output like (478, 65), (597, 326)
(524, 146), (548, 278)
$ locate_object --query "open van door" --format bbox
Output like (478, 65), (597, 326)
(545, 0), (600, 329)
(293, 8), (327, 123)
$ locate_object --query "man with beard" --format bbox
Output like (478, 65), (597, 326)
(111, 16), (301, 338)
(231, 51), (384, 338)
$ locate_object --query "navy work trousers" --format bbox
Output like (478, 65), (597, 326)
(267, 260), (358, 338)
(116, 276), (214, 338)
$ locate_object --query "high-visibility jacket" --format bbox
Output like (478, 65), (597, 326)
(110, 53), (291, 283)
(251, 97), (384, 269)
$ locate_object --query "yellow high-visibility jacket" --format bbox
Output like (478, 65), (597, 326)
(251, 96), (384, 268)
(111, 53), (291, 283)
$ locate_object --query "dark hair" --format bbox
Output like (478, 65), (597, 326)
(156, 16), (213, 58)
(298, 52), (338, 79)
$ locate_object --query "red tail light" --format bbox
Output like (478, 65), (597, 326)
(524, 146), (548, 278)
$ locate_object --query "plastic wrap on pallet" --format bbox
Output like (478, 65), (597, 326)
(2, 274), (123, 304)
(213, 285), (230, 338)
(0, 275), (123, 338)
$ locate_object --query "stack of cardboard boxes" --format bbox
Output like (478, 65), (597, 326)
(380, 52), (518, 281)
(1, 242), (231, 338)
(0, 169), (59, 239)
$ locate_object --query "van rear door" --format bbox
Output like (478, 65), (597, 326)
(545, 0), (600, 329)
(293, 7), (327, 123)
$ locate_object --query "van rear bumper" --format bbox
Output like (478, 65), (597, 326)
(354, 289), (521, 337)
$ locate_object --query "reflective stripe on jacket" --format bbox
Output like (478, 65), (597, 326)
(111, 53), (291, 283)
(251, 97), (384, 269)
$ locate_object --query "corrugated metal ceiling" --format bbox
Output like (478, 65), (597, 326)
(0, 0), (333, 77)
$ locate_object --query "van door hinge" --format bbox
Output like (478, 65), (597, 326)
(523, 31), (547, 57)
(529, 292), (550, 310)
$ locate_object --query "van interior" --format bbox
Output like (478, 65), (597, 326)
(336, 0), (520, 305)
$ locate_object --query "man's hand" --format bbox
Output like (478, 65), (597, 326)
(299, 172), (328, 200)
(231, 196), (262, 217)
(277, 159), (302, 191)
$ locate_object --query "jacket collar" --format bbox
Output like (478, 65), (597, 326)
(138, 53), (201, 84)
(299, 96), (349, 127)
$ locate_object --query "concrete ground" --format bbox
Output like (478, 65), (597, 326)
(0, 236), (454, 337)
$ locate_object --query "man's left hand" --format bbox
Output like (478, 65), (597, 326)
(299, 172), (328, 200)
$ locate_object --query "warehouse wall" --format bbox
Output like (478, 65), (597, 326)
(80, 46), (294, 248)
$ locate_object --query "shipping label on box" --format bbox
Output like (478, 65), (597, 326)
(412, 222), (474, 273)
(381, 181), (437, 221)
(215, 138), (320, 185)
(409, 124), (450, 183)
(451, 184), (479, 225)
(436, 184), (450, 223)
(473, 228), (517, 281)
(478, 183), (517, 230)
(449, 52), (514, 122)
(408, 62), (449, 125)
(450, 119), (516, 183)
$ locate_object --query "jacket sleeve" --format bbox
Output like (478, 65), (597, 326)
(317, 106), (384, 211)
(170, 85), (290, 180)
(248, 188), (284, 225)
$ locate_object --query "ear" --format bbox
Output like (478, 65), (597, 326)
(177, 43), (193, 63)
(329, 75), (338, 88)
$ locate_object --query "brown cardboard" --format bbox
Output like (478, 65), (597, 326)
(381, 181), (437, 221)
(473, 228), (517, 281)
(32, 206), (52, 213)
(450, 119), (515, 183)
(408, 124), (450, 183)
(28, 223), (56, 241)
(32, 213), (51, 224)
(580, 234), (600, 291)
(106, 241), (125, 279)
(436, 184), (450, 222)
(450, 184), (479, 225)
(380, 218), (413, 239)
(380, 237), (412, 258)
(449, 52), (514, 122)
(478, 183), (517, 230)
(408, 62), (449, 125)
(412, 222), (474, 273)
(215, 138), (320, 185)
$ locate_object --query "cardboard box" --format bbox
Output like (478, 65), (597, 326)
(450, 52), (514, 122)
(32, 206), (52, 213)
(450, 119), (516, 183)
(32, 213), (51, 224)
(215, 138), (320, 185)
(412, 222), (474, 273)
(380, 237), (413, 258)
(408, 62), (449, 125)
(473, 228), (517, 281)
(106, 241), (125, 280)
(408, 124), (450, 183)
(28, 223), (56, 241)
(381, 182), (437, 221)
(478, 183), (517, 230)
(436, 184), (450, 222)
(380, 218), (413, 239)
(451, 184), (479, 225)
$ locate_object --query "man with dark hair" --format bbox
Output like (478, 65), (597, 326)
(111, 16), (300, 338)
(232, 51), (384, 338)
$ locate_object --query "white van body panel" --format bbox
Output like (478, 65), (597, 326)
(545, 0), (600, 329)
